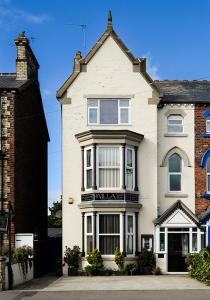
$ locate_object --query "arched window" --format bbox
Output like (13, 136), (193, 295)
(167, 115), (183, 133)
(207, 157), (210, 193)
(168, 154), (182, 192)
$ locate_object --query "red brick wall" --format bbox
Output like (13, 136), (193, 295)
(195, 104), (210, 215)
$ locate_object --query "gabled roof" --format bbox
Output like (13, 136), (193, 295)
(156, 80), (210, 104)
(154, 200), (200, 226)
(56, 11), (160, 100)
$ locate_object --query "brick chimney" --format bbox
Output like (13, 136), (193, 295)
(15, 32), (39, 80)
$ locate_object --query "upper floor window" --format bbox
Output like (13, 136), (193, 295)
(84, 147), (93, 189)
(126, 148), (135, 190)
(167, 115), (183, 133)
(207, 157), (210, 193)
(168, 153), (182, 192)
(87, 99), (130, 125)
(206, 116), (210, 133)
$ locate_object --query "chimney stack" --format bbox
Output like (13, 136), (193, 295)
(73, 51), (82, 72)
(15, 31), (39, 80)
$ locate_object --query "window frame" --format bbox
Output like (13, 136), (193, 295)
(167, 115), (183, 133)
(97, 213), (123, 257)
(206, 157), (210, 193)
(85, 213), (93, 255)
(168, 154), (182, 193)
(96, 145), (122, 190)
(84, 146), (93, 190)
(87, 99), (130, 125)
(206, 117), (210, 133)
(126, 213), (135, 256)
(141, 234), (153, 252)
(125, 147), (135, 191)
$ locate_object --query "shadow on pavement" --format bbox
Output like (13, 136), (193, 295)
(14, 274), (61, 291)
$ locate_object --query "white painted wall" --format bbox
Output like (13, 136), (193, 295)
(62, 36), (158, 263)
(5, 263), (33, 289)
(157, 104), (195, 214)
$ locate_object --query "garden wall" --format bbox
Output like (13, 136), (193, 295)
(5, 262), (33, 289)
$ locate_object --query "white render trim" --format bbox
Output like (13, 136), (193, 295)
(164, 133), (188, 137)
(164, 193), (188, 198)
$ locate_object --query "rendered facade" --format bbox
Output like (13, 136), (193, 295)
(57, 13), (210, 273)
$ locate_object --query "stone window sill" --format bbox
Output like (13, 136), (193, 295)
(165, 193), (188, 198)
(164, 133), (188, 137)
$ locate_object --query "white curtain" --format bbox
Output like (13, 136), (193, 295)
(98, 147), (120, 188)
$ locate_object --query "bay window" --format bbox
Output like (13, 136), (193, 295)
(84, 147), (93, 189)
(85, 214), (93, 253)
(98, 146), (120, 188)
(87, 99), (130, 125)
(98, 214), (120, 255)
(126, 214), (134, 255)
(126, 148), (134, 190)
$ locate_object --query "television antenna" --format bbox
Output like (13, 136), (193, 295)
(66, 23), (87, 53)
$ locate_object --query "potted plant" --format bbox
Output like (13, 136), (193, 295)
(138, 248), (155, 275)
(85, 249), (104, 275)
(114, 247), (124, 273)
(64, 245), (80, 275)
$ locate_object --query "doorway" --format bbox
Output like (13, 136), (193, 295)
(168, 233), (189, 272)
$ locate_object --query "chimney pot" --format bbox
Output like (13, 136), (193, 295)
(76, 51), (82, 60)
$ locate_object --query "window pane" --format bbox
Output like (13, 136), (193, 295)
(100, 100), (118, 124)
(170, 174), (181, 191)
(88, 99), (98, 107)
(169, 154), (181, 172)
(98, 147), (120, 167)
(201, 234), (206, 249)
(160, 233), (165, 251)
(99, 236), (120, 255)
(87, 236), (93, 253)
(87, 216), (92, 233)
(208, 175), (210, 192)
(120, 108), (129, 123)
(143, 237), (151, 251)
(207, 121), (210, 132)
(99, 215), (119, 234)
(127, 216), (133, 233)
(119, 100), (129, 107)
(86, 149), (91, 167)
(207, 157), (210, 172)
(192, 233), (197, 251)
(168, 119), (182, 125)
(168, 125), (183, 133)
(86, 169), (92, 188)
(89, 108), (98, 123)
(126, 169), (133, 189)
(127, 149), (133, 167)
(127, 235), (133, 254)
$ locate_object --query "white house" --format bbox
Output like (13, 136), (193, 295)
(57, 12), (210, 273)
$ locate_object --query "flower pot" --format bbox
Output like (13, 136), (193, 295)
(68, 266), (78, 276)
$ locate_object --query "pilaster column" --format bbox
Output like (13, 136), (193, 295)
(93, 212), (97, 249)
(92, 144), (97, 190)
(134, 146), (138, 191)
(135, 212), (139, 256)
(122, 144), (126, 190)
(81, 146), (85, 191)
(81, 212), (85, 256)
(123, 212), (126, 256)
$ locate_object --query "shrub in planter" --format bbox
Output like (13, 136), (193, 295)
(13, 246), (33, 278)
(64, 245), (80, 275)
(126, 263), (137, 276)
(152, 266), (162, 275)
(138, 248), (155, 274)
(85, 249), (104, 275)
(114, 247), (124, 272)
(185, 247), (210, 285)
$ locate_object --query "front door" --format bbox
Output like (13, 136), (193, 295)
(168, 233), (189, 272)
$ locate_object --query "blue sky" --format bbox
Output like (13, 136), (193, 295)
(0, 0), (210, 207)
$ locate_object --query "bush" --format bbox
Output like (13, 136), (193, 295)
(138, 248), (155, 274)
(64, 245), (80, 269)
(85, 249), (104, 275)
(114, 247), (124, 271)
(13, 246), (33, 278)
(126, 263), (137, 275)
(153, 266), (162, 275)
(185, 247), (210, 285)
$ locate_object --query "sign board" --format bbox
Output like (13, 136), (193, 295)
(15, 233), (34, 248)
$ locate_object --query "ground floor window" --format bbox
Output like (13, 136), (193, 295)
(141, 235), (153, 251)
(84, 212), (137, 256)
(98, 214), (120, 255)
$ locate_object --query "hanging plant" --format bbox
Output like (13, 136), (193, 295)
(13, 246), (33, 278)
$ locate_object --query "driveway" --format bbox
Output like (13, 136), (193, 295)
(13, 274), (210, 291)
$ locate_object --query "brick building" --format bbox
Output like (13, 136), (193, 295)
(0, 32), (49, 277)
(58, 12), (210, 273)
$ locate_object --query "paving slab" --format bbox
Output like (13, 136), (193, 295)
(16, 275), (210, 291)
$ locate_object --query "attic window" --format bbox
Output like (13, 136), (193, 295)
(87, 99), (130, 125)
